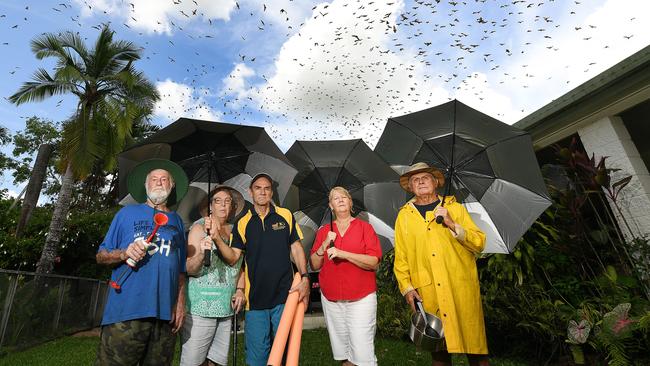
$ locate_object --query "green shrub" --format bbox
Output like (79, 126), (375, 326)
(376, 249), (411, 339)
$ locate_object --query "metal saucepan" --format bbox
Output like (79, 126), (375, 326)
(409, 299), (446, 352)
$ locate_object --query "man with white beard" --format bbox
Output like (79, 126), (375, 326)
(95, 159), (189, 366)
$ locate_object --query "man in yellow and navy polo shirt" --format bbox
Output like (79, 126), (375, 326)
(217, 173), (310, 366)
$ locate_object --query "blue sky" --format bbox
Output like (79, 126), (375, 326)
(1, 0), (649, 196)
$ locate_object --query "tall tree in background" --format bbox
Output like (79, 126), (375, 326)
(9, 117), (61, 195)
(9, 25), (160, 273)
(9, 117), (61, 237)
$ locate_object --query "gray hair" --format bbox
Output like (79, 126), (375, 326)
(144, 169), (175, 187)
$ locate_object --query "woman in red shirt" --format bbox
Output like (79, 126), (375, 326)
(310, 186), (382, 366)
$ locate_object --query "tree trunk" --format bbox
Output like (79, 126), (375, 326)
(35, 163), (75, 274)
(16, 143), (53, 238)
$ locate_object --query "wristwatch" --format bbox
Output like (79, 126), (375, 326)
(300, 272), (309, 279)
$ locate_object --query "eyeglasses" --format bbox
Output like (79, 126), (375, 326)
(212, 198), (232, 206)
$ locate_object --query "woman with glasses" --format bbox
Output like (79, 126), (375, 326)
(181, 186), (246, 366)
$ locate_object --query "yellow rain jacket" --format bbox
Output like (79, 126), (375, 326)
(393, 196), (488, 354)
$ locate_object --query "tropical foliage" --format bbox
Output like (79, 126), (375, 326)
(0, 190), (115, 279)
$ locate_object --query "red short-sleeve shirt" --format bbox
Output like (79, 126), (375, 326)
(311, 218), (382, 301)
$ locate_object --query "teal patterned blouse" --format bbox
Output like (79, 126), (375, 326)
(186, 218), (243, 318)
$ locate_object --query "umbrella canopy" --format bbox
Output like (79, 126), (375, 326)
(375, 99), (552, 253)
(283, 139), (407, 257)
(118, 118), (296, 227)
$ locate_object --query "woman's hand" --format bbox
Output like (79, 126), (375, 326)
(205, 216), (225, 242)
(231, 288), (246, 314)
(325, 231), (336, 245)
(199, 235), (212, 254)
(326, 246), (347, 260)
(322, 231), (336, 250)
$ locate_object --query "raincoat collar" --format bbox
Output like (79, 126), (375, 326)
(401, 195), (457, 211)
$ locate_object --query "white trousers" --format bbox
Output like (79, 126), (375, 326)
(321, 292), (378, 366)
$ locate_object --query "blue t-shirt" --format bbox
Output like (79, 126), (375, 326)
(99, 204), (187, 325)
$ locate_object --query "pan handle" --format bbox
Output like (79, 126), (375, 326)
(414, 298), (427, 321)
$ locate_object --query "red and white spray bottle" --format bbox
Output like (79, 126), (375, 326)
(109, 212), (169, 291)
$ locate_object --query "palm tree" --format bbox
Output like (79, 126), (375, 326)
(9, 26), (160, 273)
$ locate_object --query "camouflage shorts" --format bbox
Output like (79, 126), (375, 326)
(95, 318), (176, 366)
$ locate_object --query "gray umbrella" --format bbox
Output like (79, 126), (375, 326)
(375, 99), (552, 253)
(283, 139), (407, 257)
(118, 118), (296, 234)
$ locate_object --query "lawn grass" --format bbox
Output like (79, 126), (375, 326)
(0, 328), (526, 365)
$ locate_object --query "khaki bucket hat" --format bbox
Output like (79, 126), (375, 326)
(399, 162), (445, 193)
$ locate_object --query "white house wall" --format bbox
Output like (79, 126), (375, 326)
(578, 115), (650, 240)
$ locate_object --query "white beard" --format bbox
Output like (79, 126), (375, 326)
(146, 187), (170, 205)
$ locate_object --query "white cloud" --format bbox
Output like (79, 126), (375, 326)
(154, 79), (220, 121)
(453, 72), (518, 121)
(222, 63), (256, 100)
(248, 0), (450, 148)
(481, 0), (650, 122)
(73, 0), (237, 34)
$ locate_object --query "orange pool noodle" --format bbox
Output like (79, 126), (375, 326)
(285, 300), (306, 366)
(267, 273), (301, 366)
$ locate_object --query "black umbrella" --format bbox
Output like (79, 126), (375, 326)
(283, 139), (407, 257)
(375, 99), (552, 253)
(118, 118), (296, 229)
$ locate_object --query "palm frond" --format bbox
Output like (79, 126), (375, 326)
(57, 30), (89, 61)
(116, 70), (160, 105)
(107, 40), (140, 63)
(96, 41), (141, 78)
(54, 49), (87, 76)
(9, 69), (77, 105)
(88, 25), (117, 77)
(54, 64), (85, 84)
(31, 33), (67, 60)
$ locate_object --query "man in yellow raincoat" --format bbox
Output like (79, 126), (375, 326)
(394, 162), (489, 366)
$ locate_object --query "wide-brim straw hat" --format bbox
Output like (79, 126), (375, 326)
(127, 159), (189, 206)
(198, 185), (246, 219)
(399, 162), (446, 193)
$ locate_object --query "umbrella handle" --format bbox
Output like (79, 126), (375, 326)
(203, 249), (211, 267)
(329, 209), (335, 248)
(435, 198), (446, 225)
(204, 223), (212, 266)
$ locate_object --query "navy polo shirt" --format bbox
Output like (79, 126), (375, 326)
(231, 204), (303, 310)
